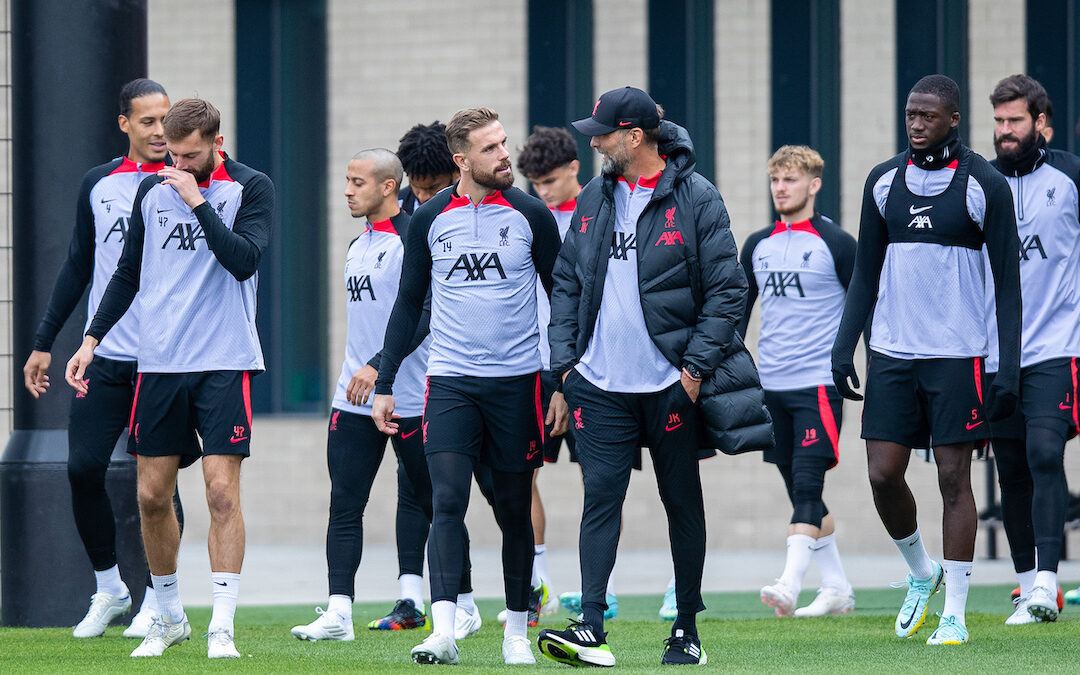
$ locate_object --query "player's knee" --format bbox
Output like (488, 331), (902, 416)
(137, 483), (174, 516)
(205, 479), (240, 518)
(867, 463), (903, 492)
(935, 468), (972, 502)
(67, 454), (106, 490)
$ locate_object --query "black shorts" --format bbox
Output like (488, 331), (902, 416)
(862, 351), (987, 448)
(130, 371), (254, 468)
(423, 373), (545, 473)
(70, 356), (139, 458)
(763, 385), (843, 468)
(988, 357), (1080, 441)
(540, 370), (577, 463)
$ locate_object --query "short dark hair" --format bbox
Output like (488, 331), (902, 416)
(516, 126), (578, 178)
(397, 121), (457, 178)
(1044, 98), (1054, 126)
(119, 78), (167, 117)
(989, 74), (1049, 122)
(445, 107), (500, 155)
(163, 98), (220, 143)
(910, 74), (961, 113)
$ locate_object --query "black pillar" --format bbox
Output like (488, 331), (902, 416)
(527, 0), (594, 184)
(895, 0), (969, 151)
(236, 0), (328, 414)
(770, 0), (841, 221)
(1025, 0), (1080, 153)
(4, 0), (148, 626)
(647, 0), (715, 183)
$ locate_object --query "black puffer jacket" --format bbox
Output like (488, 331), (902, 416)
(549, 121), (773, 453)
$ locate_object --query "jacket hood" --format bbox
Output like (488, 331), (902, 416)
(602, 120), (697, 199)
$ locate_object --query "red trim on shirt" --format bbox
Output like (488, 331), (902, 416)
(369, 218), (398, 235)
(440, 189), (513, 212)
(554, 195), (579, 212)
(769, 219), (822, 238)
(242, 371), (253, 427)
(129, 373), (142, 431)
(637, 170), (661, 189)
(481, 191), (513, 209)
(907, 158), (959, 170)
(534, 372), (546, 444)
(1071, 358), (1079, 437)
(974, 358), (983, 404)
(111, 157), (167, 174)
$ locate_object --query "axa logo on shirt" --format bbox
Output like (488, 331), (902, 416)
(445, 252), (507, 281)
(1019, 234), (1047, 261)
(655, 231), (684, 246)
(609, 232), (636, 260)
(104, 217), (128, 243)
(347, 274), (375, 301)
(907, 204), (933, 229)
(162, 222), (205, 250)
(762, 271), (805, 297)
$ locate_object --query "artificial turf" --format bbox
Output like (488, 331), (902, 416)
(1, 584), (1078, 672)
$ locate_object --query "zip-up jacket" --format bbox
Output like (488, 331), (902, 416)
(549, 121), (772, 453)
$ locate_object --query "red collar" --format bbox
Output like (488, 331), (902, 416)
(554, 196), (578, 212)
(618, 170), (662, 191)
(197, 152), (230, 188)
(769, 218), (821, 237)
(368, 217), (398, 235)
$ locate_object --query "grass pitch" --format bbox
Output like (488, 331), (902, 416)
(1, 584), (1078, 672)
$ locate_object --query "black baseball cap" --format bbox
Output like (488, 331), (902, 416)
(572, 87), (660, 136)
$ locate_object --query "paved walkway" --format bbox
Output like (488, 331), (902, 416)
(177, 543), (1080, 606)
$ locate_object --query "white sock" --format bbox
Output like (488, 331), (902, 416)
(533, 544), (549, 588)
(208, 572), (240, 633)
(504, 609), (528, 639)
(456, 592), (476, 615)
(431, 600), (456, 636)
(778, 534), (815, 592)
(94, 565), (126, 597)
(606, 569), (616, 597)
(941, 559), (972, 626)
(812, 533), (851, 591)
(139, 585), (158, 613)
(666, 574), (676, 592)
(400, 574), (424, 612)
(327, 594), (352, 620)
(1034, 569), (1058, 592)
(892, 528), (934, 580)
(151, 572), (184, 623)
(1017, 568), (1037, 599)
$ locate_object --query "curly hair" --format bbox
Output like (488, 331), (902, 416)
(516, 126), (579, 178)
(397, 121), (457, 177)
(767, 145), (824, 179)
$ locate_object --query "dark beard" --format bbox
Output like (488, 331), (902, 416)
(188, 154), (216, 184)
(994, 126), (1039, 163)
(474, 163), (514, 190)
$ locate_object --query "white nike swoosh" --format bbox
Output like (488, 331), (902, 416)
(909, 205), (933, 215)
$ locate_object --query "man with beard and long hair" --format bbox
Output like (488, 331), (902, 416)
(984, 74), (1080, 625)
(66, 98), (274, 660)
(373, 107), (565, 666)
(540, 87), (764, 667)
(832, 74), (1021, 646)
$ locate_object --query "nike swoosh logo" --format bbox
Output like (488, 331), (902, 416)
(899, 604), (918, 630)
(665, 422), (683, 432)
(401, 429), (419, 439)
(801, 438), (820, 447)
(101, 198), (117, 204)
(527, 448), (540, 460)
(965, 420), (983, 430)
(618, 121), (632, 127)
(163, 582), (175, 587)
(230, 435), (249, 444)
(156, 208), (172, 214)
(1060, 403), (1071, 410)
(909, 205), (933, 215)
(435, 233), (452, 242)
(214, 581), (228, 586)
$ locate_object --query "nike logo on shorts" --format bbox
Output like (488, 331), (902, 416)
(965, 420), (983, 430)
(401, 429), (419, 439)
(801, 438), (820, 447)
(230, 435), (249, 444)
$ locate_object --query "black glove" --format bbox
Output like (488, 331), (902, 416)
(984, 384), (1018, 422)
(831, 360), (863, 401)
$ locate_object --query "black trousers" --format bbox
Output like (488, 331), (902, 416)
(564, 371), (706, 630)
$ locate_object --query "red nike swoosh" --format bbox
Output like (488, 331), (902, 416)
(965, 421), (983, 430)
(401, 429), (419, 439)
(1060, 403), (1072, 410)
(618, 121), (632, 126)
(801, 438), (819, 447)
(527, 449), (540, 460)
(230, 436), (248, 444)
(665, 422), (683, 432)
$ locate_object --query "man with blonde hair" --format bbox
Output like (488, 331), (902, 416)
(739, 145), (857, 618)
(373, 107), (565, 665)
